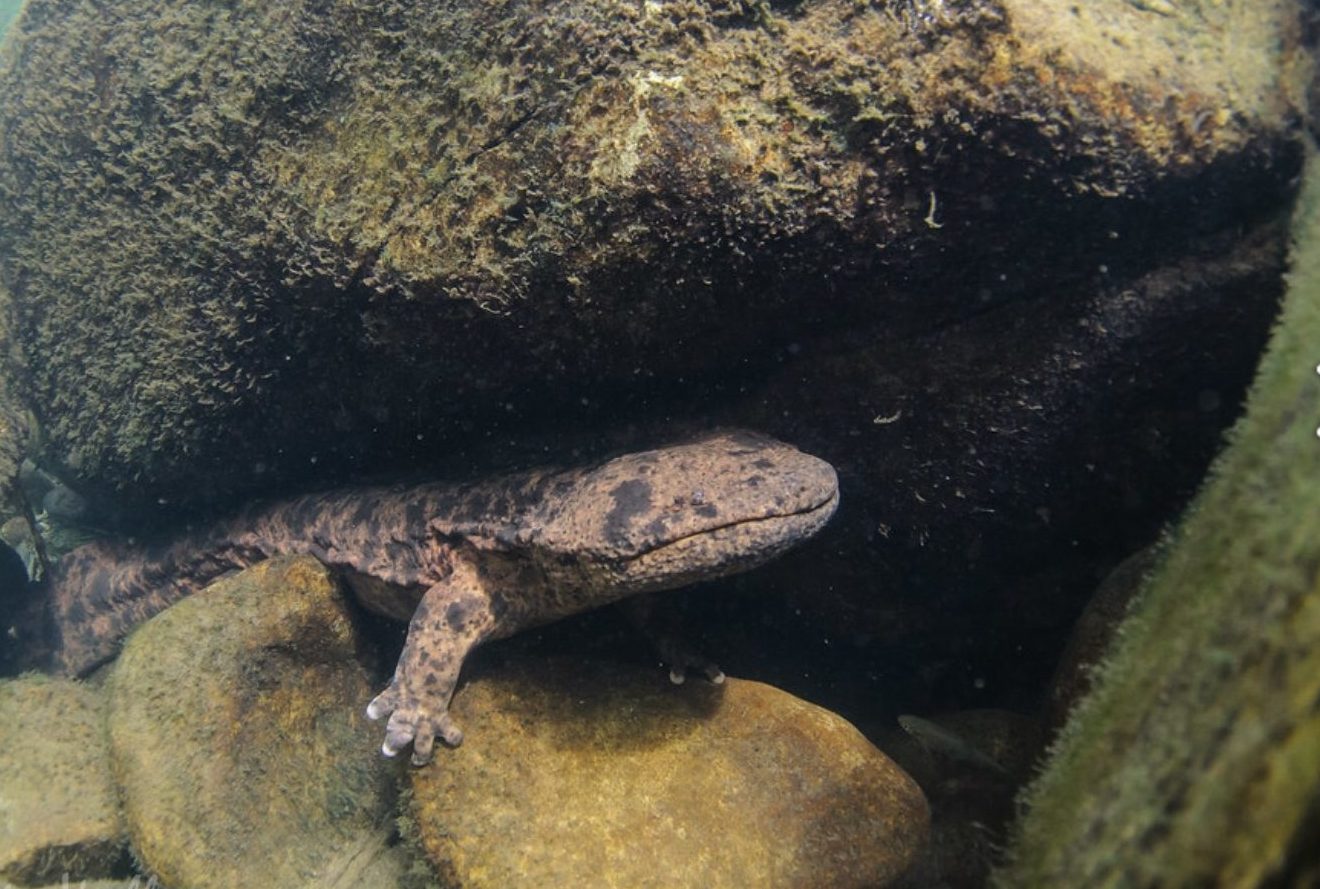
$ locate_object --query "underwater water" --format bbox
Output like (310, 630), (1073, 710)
(0, 1), (1317, 887)
(0, 1), (20, 40)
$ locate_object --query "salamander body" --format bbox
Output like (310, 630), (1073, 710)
(46, 430), (839, 763)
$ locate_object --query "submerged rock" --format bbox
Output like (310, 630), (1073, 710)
(879, 709), (1041, 889)
(1044, 545), (1159, 732)
(0, 882), (138, 889)
(409, 657), (928, 888)
(997, 150), (1320, 887)
(0, 0), (1304, 513)
(0, 676), (125, 885)
(0, 282), (21, 495)
(105, 555), (412, 889)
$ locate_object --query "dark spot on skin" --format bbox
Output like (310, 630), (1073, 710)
(63, 597), (89, 627)
(507, 476), (552, 512)
(641, 517), (670, 542)
(353, 498), (377, 527)
(604, 478), (653, 543)
(695, 504), (719, 519)
(746, 475), (763, 487)
(290, 498), (322, 535)
(753, 458), (774, 470)
(462, 490), (493, 517)
(405, 498), (427, 531)
(445, 600), (471, 627)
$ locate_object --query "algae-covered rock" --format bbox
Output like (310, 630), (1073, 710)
(0, 676), (125, 885)
(1043, 545), (1158, 732)
(0, 877), (136, 882)
(0, 0), (1305, 510)
(409, 656), (928, 889)
(106, 555), (414, 889)
(996, 150), (1320, 887)
(0, 281), (25, 504)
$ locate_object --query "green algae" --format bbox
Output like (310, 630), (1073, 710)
(997, 147), (1320, 887)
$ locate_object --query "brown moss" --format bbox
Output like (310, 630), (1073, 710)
(0, 0), (1305, 507)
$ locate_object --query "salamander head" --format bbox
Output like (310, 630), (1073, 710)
(526, 430), (839, 592)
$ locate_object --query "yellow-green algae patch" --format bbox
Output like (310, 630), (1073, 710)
(410, 657), (929, 889)
(106, 555), (413, 889)
(997, 148), (1320, 886)
(0, 675), (125, 885)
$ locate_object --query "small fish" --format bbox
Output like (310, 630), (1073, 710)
(898, 714), (1009, 776)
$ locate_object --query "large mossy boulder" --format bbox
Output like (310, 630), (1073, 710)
(105, 555), (412, 889)
(997, 148), (1320, 887)
(0, 281), (24, 500)
(410, 657), (929, 888)
(0, 676), (125, 885)
(0, 0), (1304, 511)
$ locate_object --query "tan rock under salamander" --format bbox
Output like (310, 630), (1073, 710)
(44, 431), (838, 764)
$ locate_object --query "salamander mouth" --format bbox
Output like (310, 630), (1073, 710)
(614, 486), (840, 588)
(633, 486), (840, 559)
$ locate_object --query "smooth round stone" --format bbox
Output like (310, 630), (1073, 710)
(106, 555), (408, 889)
(0, 676), (124, 884)
(410, 657), (929, 889)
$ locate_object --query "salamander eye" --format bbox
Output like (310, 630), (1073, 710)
(670, 490), (707, 509)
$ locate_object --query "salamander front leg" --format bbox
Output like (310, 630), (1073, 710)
(365, 570), (495, 765)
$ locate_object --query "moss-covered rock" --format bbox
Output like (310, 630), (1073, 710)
(0, 0), (1305, 510)
(996, 149), (1320, 887)
(1042, 545), (1158, 732)
(0, 281), (25, 504)
(409, 656), (928, 888)
(106, 555), (414, 889)
(0, 675), (125, 885)
(0, 882), (136, 889)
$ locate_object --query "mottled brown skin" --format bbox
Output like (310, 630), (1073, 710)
(46, 431), (838, 763)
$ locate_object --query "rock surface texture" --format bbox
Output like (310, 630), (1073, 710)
(106, 555), (409, 889)
(410, 656), (929, 889)
(998, 147), (1320, 889)
(0, 0), (1303, 507)
(0, 676), (125, 885)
